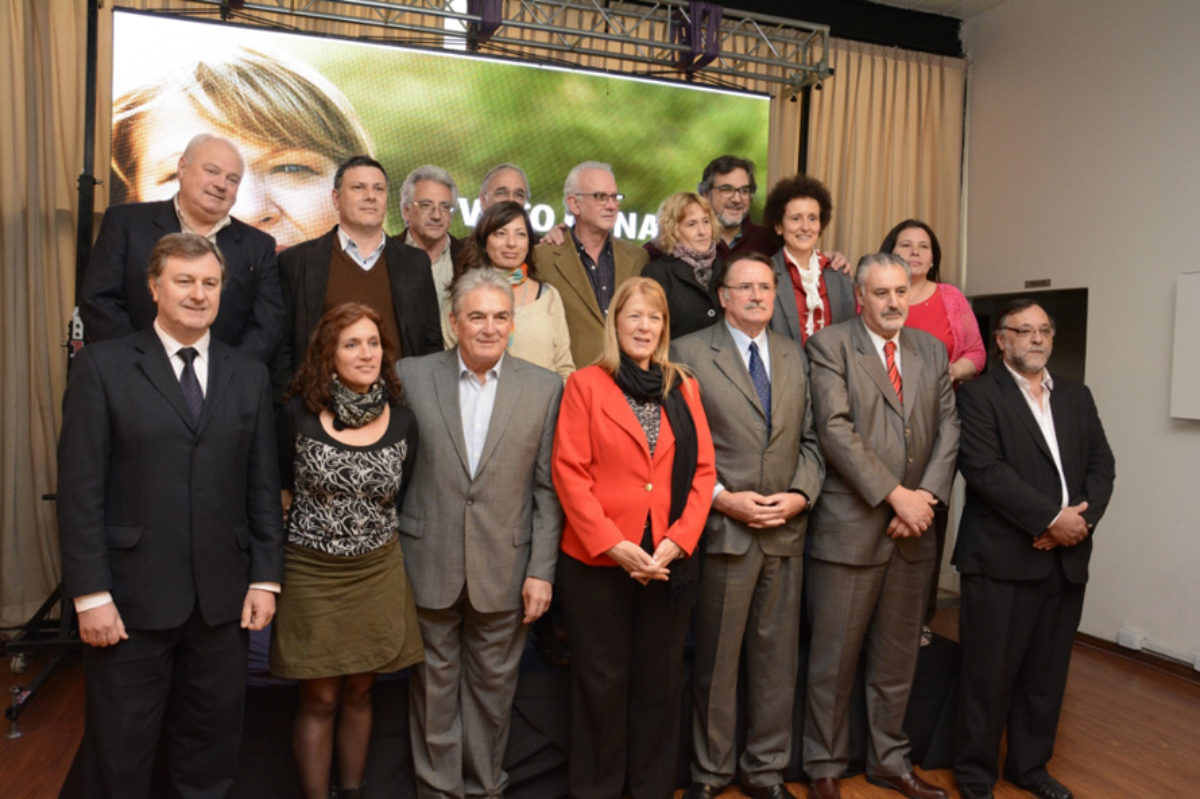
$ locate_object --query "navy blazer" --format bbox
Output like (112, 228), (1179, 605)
(953, 365), (1115, 584)
(56, 328), (285, 629)
(80, 200), (285, 364)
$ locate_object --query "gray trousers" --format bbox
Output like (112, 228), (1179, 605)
(409, 594), (527, 799)
(691, 547), (803, 788)
(802, 551), (932, 780)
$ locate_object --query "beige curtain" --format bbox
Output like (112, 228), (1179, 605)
(807, 37), (966, 285)
(0, 1), (87, 627)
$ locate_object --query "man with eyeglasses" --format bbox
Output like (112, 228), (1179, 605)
(533, 161), (649, 366)
(478, 163), (531, 210)
(671, 253), (824, 799)
(952, 299), (1114, 799)
(400, 165), (467, 344)
(272, 155), (443, 400)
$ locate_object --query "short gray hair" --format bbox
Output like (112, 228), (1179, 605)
(400, 164), (459, 207)
(562, 161), (614, 213)
(854, 252), (911, 288)
(449, 268), (514, 316)
(480, 163), (529, 198)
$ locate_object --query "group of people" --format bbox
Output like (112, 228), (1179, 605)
(57, 134), (1115, 799)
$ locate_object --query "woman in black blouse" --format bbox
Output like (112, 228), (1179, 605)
(272, 302), (423, 799)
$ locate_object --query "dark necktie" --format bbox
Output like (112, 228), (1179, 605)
(748, 340), (771, 432)
(884, 340), (903, 404)
(178, 347), (204, 425)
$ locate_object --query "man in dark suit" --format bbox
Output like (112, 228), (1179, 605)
(533, 161), (649, 367)
(81, 133), (284, 364)
(672, 254), (825, 799)
(803, 253), (959, 799)
(396, 268), (563, 798)
(272, 155), (442, 399)
(952, 299), (1114, 799)
(57, 232), (285, 798)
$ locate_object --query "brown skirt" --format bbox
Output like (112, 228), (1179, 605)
(269, 537), (424, 680)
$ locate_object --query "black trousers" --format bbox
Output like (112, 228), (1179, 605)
(80, 607), (248, 799)
(557, 551), (698, 799)
(954, 559), (1084, 789)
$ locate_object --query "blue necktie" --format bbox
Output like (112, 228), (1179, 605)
(178, 347), (204, 425)
(748, 341), (771, 433)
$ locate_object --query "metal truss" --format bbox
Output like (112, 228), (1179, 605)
(186, 0), (831, 94)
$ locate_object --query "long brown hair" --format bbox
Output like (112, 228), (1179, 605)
(287, 302), (405, 412)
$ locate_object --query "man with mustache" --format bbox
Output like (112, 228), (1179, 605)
(952, 300), (1114, 799)
(272, 155), (442, 400)
(81, 133), (285, 364)
(672, 253), (825, 799)
(802, 253), (960, 799)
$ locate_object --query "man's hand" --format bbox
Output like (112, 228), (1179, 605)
(886, 486), (937, 534)
(539, 222), (570, 247)
(828, 251), (851, 273)
(78, 603), (128, 648)
(715, 490), (784, 528)
(522, 577), (552, 624)
(240, 588), (276, 631)
(1043, 501), (1090, 547)
(886, 517), (923, 539)
(756, 492), (808, 525)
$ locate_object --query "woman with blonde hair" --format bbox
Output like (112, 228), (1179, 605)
(642, 192), (724, 340)
(552, 277), (716, 799)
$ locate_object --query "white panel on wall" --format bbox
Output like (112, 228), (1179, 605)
(1170, 272), (1200, 420)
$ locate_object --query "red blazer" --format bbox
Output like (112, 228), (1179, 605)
(553, 364), (716, 567)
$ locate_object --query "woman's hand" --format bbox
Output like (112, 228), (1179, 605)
(649, 538), (684, 573)
(280, 489), (294, 522)
(606, 540), (666, 585)
(949, 357), (978, 383)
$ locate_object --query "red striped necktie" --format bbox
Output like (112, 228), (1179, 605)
(884, 340), (903, 403)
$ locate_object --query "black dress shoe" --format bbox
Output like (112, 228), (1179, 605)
(955, 783), (994, 799)
(682, 782), (724, 799)
(808, 778), (840, 799)
(740, 783), (795, 799)
(1019, 775), (1073, 799)
(866, 771), (948, 799)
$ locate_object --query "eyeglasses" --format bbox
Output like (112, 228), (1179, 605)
(1000, 325), (1055, 339)
(575, 192), (624, 204)
(723, 282), (775, 295)
(413, 200), (455, 216)
(490, 187), (529, 203)
(713, 185), (754, 198)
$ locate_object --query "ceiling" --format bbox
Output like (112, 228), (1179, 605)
(867, 0), (1007, 20)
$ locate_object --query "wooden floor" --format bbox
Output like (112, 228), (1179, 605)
(3, 607), (1199, 799)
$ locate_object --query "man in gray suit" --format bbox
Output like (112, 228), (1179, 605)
(802, 253), (959, 799)
(396, 269), (564, 798)
(672, 254), (825, 799)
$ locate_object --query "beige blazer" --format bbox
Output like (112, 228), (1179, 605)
(805, 317), (959, 566)
(532, 234), (649, 367)
(672, 322), (824, 557)
(396, 349), (564, 613)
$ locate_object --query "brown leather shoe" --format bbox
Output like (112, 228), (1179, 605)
(807, 777), (840, 799)
(866, 771), (948, 799)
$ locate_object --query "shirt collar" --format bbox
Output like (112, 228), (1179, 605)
(724, 320), (768, 356)
(1004, 361), (1053, 393)
(863, 322), (901, 354)
(173, 193), (232, 241)
(457, 349), (504, 382)
(337, 225), (386, 260)
(153, 318), (211, 361)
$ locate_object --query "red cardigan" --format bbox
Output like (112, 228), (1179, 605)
(552, 365), (716, 567)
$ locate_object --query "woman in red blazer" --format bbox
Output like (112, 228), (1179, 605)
(553, 277), (716, 799)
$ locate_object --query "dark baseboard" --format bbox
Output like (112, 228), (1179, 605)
(1075, 632), (1200, 687)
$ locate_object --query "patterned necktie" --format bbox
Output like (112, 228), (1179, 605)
(748, 341), (771, 432)
(178, 347), (204, 425)
(884, 340), (903, 404)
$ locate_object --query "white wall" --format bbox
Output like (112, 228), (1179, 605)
(963, 0), (1200, 666)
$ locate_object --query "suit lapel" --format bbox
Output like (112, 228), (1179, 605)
(134, 329), (198, 431)
(549, 243), (603, 324)
(770, 251), (801, 340)
(475, 357), (520, 474)
(766, 330), (796, 444)
(304, 230), (336, 329)
(612, 239), (641, 289)
(995, 367), (1056, 463)
(600, 384), (654, 460)
(852, 320), (903, 415)
(198, 342), (234, 434)
(153, 200), (181, 235)
(711, 324), (766, 422)
(433, 351), (472, 475)
(898, 331), (924, 422)
(1048, 374), (1078, 482)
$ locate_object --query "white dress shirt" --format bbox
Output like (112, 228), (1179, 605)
(458, 350), (504, 478)
(337, 226), (386, 270)
(713, 322), (771, 499)
(1004, 362), (1071, 514)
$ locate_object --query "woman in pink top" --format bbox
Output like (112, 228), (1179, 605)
(880, 218), (985, 645)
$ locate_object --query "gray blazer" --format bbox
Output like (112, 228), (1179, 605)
(806, 317), (959, 566)
(396, 349), (563, 613)
(767, 249), (856, 343)
(672, 323), (824, 557)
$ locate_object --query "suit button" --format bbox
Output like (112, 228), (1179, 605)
(707, 309), (716, 317)
(907, 457), (914, 464)
(644, 483), (653, 492)
(466, 498), (474, 505)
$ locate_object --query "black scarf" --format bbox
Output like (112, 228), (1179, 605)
(614, 352), (699, 529)
(329, 374), (387, 430)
